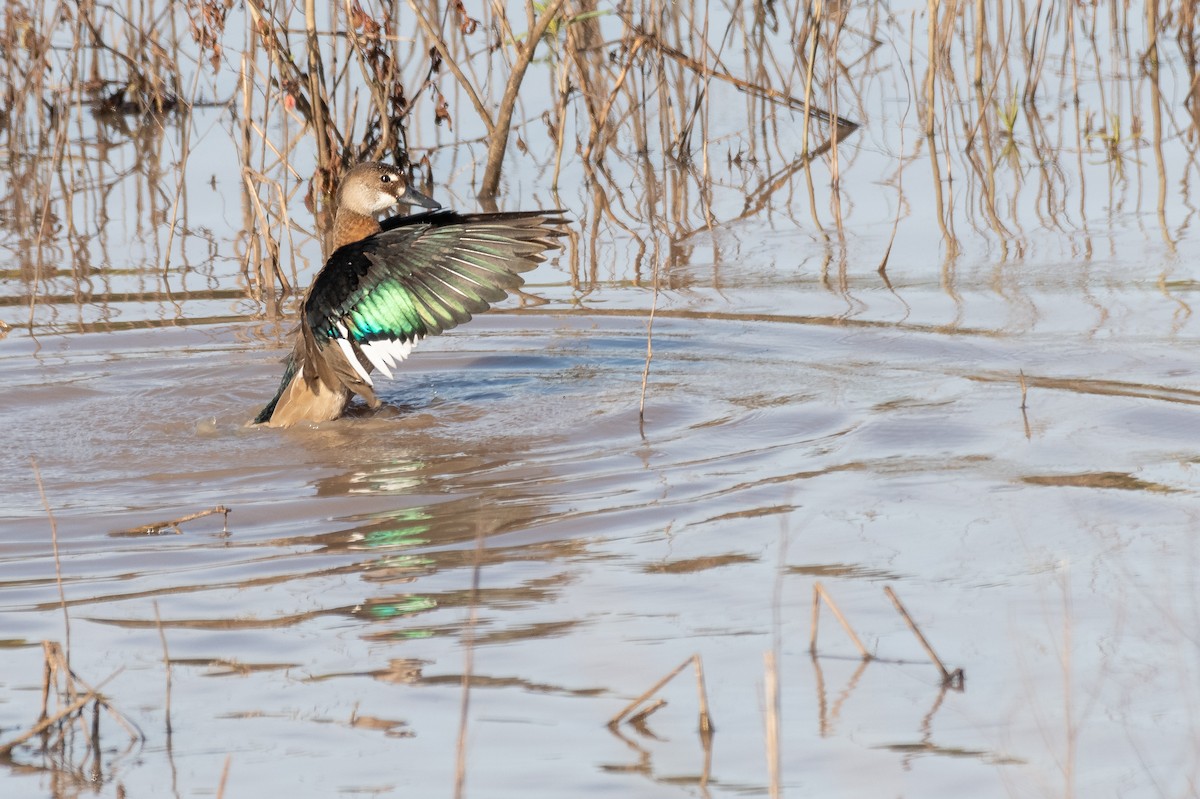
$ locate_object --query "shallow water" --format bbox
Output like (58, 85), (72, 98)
(5, 1), (1200, 796)
(5, 264), (1200, 796)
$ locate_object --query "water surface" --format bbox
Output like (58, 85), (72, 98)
(4, 1), (1200, 796)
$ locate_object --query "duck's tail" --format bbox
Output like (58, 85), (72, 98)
(252, 352), (299, 425)
(254, 344), (354, 427)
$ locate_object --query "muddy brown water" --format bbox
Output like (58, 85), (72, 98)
(4, 261), (1200, 796)
(4, 1), (1200, 792)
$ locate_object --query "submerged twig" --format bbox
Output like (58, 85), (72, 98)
(110, 505), (231, 537)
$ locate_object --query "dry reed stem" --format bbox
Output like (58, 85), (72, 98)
(1018, 369), (1032, 438)
(1058, 572), (1076, 798)
(90, 697), (101, 781)
(626, 698), (666, 726)
(161, 52), (206, 276)
(216, 754), (232, 799)
(39, 642), (54, 723)
(824, 3), (847, 200)
(609, 657), (689, 727)
(609, 654), (713, 735)
(878, 35), (912, 279)
(924, 0), (938, 138)
(801, 0), (824, 161)
(583, 36), (644, 161)
(32, 457), (70, 664)
(883, 585), (963, 689)
(29, 100), (71, 340)
(809, 582), (871, 660)
(972, 0), (984, 87)
(647, 27), (851, 127)
(808, 582), (822, 655)
(341, 0), (396, 159)
(638, 259), (661, 427)
(479, 0), (567, 197)
(240, 167), (291, 292)
(693, 652), (713, 735)
(550, 49), (570, 189)
(0, 667), (123, 755)
(304, 0), (332, 173)
(406, 0), (495, 134)
(240, 0), (343, 196)
(0, 686), (102, 755)
(83, 697), (141, 745)
(764, 651), (780, 798)
(154, 601), (173, 737)
(238, 52), (264, 295)
(267, 177), (298, 293)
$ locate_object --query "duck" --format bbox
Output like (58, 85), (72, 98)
(254, 161), (568, 427)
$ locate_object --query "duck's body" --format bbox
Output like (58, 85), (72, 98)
(255, 162), (567, 427)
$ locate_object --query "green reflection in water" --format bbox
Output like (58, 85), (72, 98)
(365, 596), (438, 619)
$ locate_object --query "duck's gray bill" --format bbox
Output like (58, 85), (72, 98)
(400, 185), (442, 210)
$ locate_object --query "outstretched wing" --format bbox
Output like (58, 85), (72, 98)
(302, 209), (568, 389)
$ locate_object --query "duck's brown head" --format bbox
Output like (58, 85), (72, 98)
(332, 162), (441, 249)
